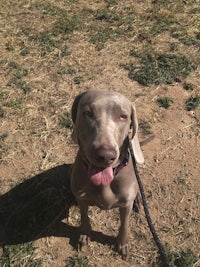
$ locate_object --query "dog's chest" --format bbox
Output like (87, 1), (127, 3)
(71, 155), (135, 210)
(78, 182), (128, 210)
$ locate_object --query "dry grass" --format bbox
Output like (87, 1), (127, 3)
(0, 0), (199, 266)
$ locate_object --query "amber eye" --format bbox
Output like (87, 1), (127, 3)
(120, 114), (128, 120)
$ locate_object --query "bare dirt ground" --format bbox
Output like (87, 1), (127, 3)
(0, 1), (199, 266)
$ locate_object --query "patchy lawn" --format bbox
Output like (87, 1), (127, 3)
(0, 0), (199, 266)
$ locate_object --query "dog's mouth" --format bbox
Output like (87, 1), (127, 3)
(89, 165), (114, 186)
(81, 140), (129, 186)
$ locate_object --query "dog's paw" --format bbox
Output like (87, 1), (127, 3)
(118, 242), (130, 260)
(78, 234), (90, 250)
(117, 230), (130, 259)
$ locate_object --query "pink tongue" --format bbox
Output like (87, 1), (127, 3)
(89, 166), (114, 186)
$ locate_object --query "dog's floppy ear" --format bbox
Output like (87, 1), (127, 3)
(71, 92), (86, 143)
(130, 103), (144, 164)
(71, 92), (86, 123)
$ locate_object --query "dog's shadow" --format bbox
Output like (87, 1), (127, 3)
(0, 164), (115, 249)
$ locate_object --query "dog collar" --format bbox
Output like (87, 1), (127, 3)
(113, 151), (129, 176)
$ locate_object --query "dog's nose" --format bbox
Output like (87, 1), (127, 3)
(95, 145), (117, 165)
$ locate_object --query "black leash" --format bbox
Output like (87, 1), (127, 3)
(129, 141), (171, 267)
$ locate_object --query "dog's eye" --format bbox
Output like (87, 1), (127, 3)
(120, 114), (128, 120)
(83, 110), (93, 118)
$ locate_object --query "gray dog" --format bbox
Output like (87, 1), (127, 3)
(70, 90), (144, 258)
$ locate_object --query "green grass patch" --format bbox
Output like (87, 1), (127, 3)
(57, 67), (76, 75)
(7, 78), (32, 94)
(5, 61), (29, 78)
(88, 6), (136, 49)
(183, 83), (194, 91)
(186, 96), (200, 111)
(52, 14), (83, 36)
(0, 60), (32, 93)
(20, 48), (30, 56)
(150, 12), (176, 35)
(60, 112), (73, 129)
(126, 53), (197, 86)
(139, 119), (152, 135)
(169, 42), (179, 52)
(29, 30), (71, 57)
(27, 2), (136, 51)
(190, 7), (200, 14)
(151, 248), (198, 267)
(0, 242), (42, 267)
(95, 8), (121, 23)
(151, 0), (172, 5)
(0, 91), (4, 100)
(0, 91), (4, 116)
(0, 131), (9, 141)
(29, 31), (60, 54)
(0, 107), (4, 118)
(90, 30), (110, 45)
(27, 2), (81, 55)
(65, 254), (89, 267)
(67, 68), (77, 75)
(5, 99), (22, 110)
(60, 45), (71, 57)
(5, 41), (14, 51)
(74, 76), (84, 85)
(171, 29), (198, 46)
(28, 2), (67, 17)
(157, 97), (174, 109)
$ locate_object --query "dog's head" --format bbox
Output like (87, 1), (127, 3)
(71, 90), (144, 167)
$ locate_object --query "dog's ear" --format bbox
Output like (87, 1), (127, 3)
(71, 92), (86, 143)
(71, 92), (86, 123)
(130, 103), (144, 164)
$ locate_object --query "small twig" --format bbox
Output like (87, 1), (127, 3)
(161, 146), (171, 154)
(183, 123), (196, 129)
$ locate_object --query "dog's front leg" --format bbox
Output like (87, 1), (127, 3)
(117, 202), (133, 259)
(77, 198), (92, 249)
